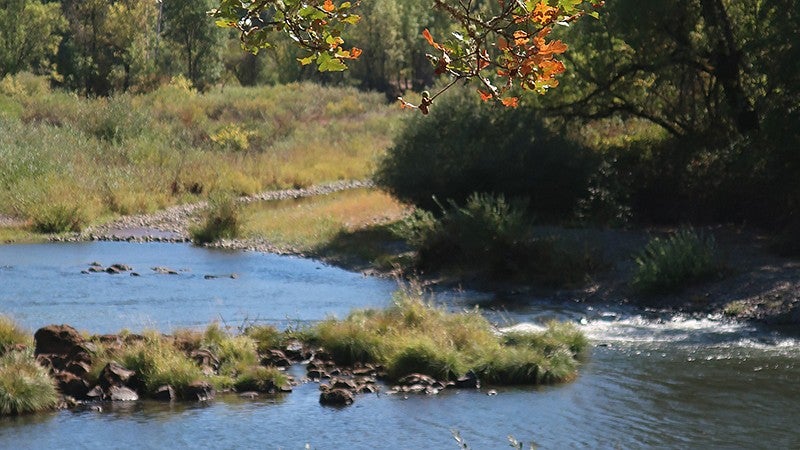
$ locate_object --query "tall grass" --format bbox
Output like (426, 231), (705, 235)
(243, 188), (409, 250)
(0, 351), (59, 415)
(306, 287), (587, 384)
(0, 316), (31, 352)
(0, 75), (401, 231)
(632, 228), (721, 294)
(190, 191), (243, 244)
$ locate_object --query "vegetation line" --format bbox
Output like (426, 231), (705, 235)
(80, 180), (375, 242)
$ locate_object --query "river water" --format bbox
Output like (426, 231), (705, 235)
(0, 242), (798, 449)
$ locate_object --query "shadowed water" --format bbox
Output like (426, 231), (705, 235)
(1, 243), (798, 449)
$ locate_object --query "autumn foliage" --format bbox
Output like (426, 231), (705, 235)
(212, 0), (602, 112)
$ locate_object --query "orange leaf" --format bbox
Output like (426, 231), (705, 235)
(513, 30), (529, 46)
(538, 59), (565, 78)
(422, 29), (442, 50)
(350, 47), (363, 59)
(532, 1), (559, 25)
(477, 90), (493, 102)
(497, 36), (509, 51)
(501, 97), (519, 108)
(322, 0), (335, 12)
(477, 50), (490, 70)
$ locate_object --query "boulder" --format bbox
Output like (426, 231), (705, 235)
(55, 372), (91, 399)
(65, 360), (92, 378)
(34, 324), (85, 356)
(183, 381), (215, 401)
(319, 388), (354, 406)
(108, 386), (139, 402)
(453, 370), (480, 389)
(190, 349), (220, 370)
(110, 263), (132, 272)
(153, 385), (176, 401)
(98, 362), (136, 389)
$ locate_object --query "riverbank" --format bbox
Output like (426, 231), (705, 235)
(2, 182), (798, 326)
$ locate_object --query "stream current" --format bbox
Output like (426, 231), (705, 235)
(0, 242), (798, 449)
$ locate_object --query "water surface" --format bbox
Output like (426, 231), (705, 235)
(0, 243), (798, 449)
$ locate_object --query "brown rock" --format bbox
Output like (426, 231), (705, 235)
(183, 381), (215, 401)
(34, 324), (85, 356)
(319, 388), (354, 406)
(98, 362), (136, 389)
(55, 372), (91, 399)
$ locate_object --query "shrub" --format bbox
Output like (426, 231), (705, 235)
(396, 194), (600, 285)
(190, 191), (242, 244)
(376, 88), (597, 220)
(0, 351), (59, 415)
(632, 228), (721, 294)
(30, 203), (87, 233)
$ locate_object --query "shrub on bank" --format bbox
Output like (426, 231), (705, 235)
(376, 88), (597, 220)
(395, 194), (600, 286)
(0, 351), (59, 415)
(632, 228), (721, 294)
(190, 191), (242, 244)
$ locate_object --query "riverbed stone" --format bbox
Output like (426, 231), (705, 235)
(56, 372), (91, 399)
(319, 388), (354, 406)
(153, 385), (176, 401)
(99, 362), (136, 389)
(34, 324), (85, 356)
(108, 386), (139, 402)
(184, 381), (215, 401)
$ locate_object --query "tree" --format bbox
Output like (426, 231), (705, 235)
(0, 0), (66, 78)
(162, 0), (225, 90)
(211, 0), (601, 110)
(548, 0), (799, 141)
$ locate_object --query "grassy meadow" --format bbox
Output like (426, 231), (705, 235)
(0, 73), (402, 232)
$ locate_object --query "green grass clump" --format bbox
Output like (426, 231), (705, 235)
(119, 335), (204, 397)
(305, 287), (586, 384)
(191, 191), (242, 244)
(233, 366), (288, 393)
(632, 228), (721, 294)
(0, 351), (59, 415)
(244, 325), (284, 354)
(0, 316), (31, 352)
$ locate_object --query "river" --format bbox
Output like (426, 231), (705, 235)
(0, 242), (798, 449)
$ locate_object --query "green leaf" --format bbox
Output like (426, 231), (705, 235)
(298, 55), (316, 65)
(317, 52), (347, 72)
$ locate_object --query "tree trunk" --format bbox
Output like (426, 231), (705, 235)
(699, 0), (759, 133)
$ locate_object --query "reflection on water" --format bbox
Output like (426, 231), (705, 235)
(1, 243), (799, 448)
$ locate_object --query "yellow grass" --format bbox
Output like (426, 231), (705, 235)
(243, 188), (409, 250)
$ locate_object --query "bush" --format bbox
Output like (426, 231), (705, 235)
(30, 203), (87, 233)
(377, 88), (597, 220)
(396, 194), (600, 285)
(632, 228), (721, 294)
(0, 351), (59, 415)
(190, 191), (242, 244)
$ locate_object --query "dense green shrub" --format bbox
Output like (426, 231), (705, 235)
(395, 194), (599, 285)
(190, 191), (242, 244)
(376, 88), (597, 220)
(632, 228), (721, 294)
(0, 351), (59, 416)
